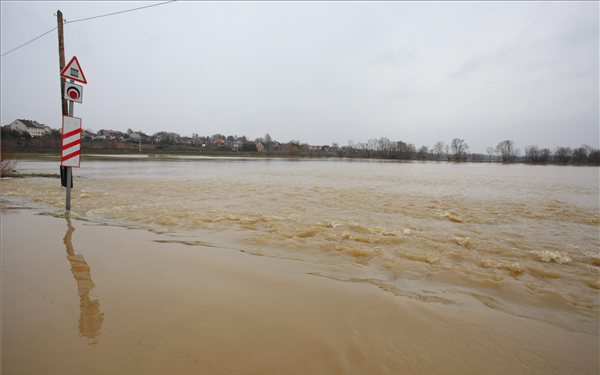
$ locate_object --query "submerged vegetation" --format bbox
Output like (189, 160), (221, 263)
(1, 139), (17, 177)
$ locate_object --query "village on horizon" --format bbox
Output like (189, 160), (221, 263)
(2, 117), (599, 165)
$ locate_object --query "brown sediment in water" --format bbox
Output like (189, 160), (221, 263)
(1, 209), (598, 375)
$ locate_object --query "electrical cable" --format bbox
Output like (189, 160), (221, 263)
(64, 1), (177, 24)
(0, 0), (177, 58)
(0, 27), (57, 58)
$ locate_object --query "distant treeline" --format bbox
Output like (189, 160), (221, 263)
(1, 127), (598, 166)
(337, 138), (600, 165)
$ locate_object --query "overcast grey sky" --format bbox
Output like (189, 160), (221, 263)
(1, 1), (598, 152)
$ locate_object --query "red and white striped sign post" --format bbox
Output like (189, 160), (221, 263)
(61, 116), (82, 167)
(60, 56), (87, 211)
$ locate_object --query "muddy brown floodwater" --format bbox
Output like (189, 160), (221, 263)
(2, 158), (599, 374)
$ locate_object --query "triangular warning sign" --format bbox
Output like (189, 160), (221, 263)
(60, 56), (87, 84)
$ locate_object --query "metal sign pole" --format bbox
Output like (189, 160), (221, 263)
(66, 169), (71, 210)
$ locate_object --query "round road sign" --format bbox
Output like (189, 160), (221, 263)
(64, 82), (83, 103)
(67, 86), (81, 100)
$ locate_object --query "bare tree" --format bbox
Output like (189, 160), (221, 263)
(589, 149), (600, 165)
(264, 133), (272, 151)
(395, 140), (415, 159)
(284, 140), (308, 156)
(486, 146), (495, 162)
(450, 138), (469, 161)
(378, 137), (393, 158)
(366, 138), (378, 157)
(432, 141), (446, 160)
(417, 145), (429, 160)
(496, 140), (516, 163)
(554, 147), (572, 164)
(524, 145), (550, 164)
(525, 145), (540, 163)
(572, 146), (590, 164)
(539, 148), (551, 163)
(1, 141), (17, 177)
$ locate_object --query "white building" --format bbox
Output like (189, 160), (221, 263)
(6, 119), (52, 137)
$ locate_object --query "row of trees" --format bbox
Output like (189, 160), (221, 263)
(340, 138), (600, 165)
(342, 138), (473, 161)
(1, 126), (598, 165)
(490, 140), (600, 164)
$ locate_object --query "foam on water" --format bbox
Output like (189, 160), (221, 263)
(532, 250), (573, 264)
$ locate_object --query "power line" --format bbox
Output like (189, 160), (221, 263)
(0, 1), (177, 58)
(64, 1), (177, 25)
(0, 27), (57, 58)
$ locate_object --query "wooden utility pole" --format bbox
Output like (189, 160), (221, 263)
(57, 10), (72, 210)
(57, 10), (68, 116)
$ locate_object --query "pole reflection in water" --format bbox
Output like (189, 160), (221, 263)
(63, 213), (104, 345)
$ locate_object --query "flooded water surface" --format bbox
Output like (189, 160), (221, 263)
(2, 157), (599, 374)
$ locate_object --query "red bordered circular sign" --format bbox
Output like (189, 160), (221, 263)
(64, 82), (83, 103)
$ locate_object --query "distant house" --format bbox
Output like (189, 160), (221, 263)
(256, 142), (265, 152)
(97, 129), (110, 138)
(97, 129), (123, 140)
(82, 129), (97, 140)
(152, 131), (181, 144)
(213, 137), (226, 146)
(128, 131), (149, 142)
(5, 119), (52, 137)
